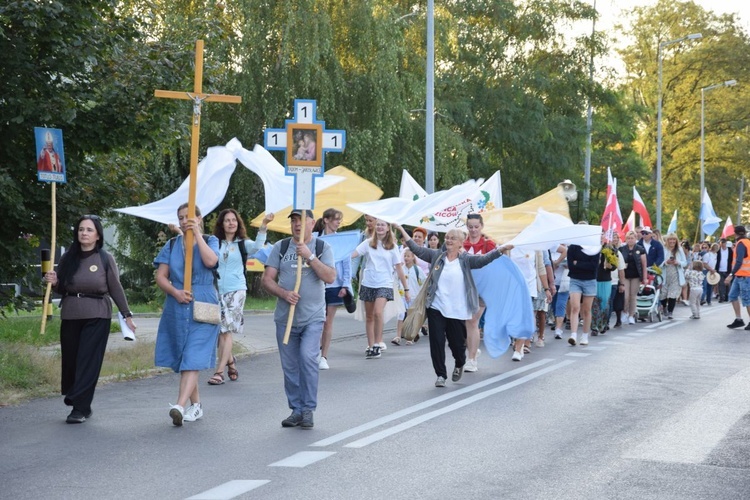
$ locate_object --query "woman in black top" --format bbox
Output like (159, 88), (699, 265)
(619, 231), (648, 324)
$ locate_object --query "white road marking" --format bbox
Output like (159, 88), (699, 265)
(344, 360), (577, 449)
(566, 352), (591, 357)
(583, 346), (607, 351)
(598, 340), (623, 345)
(624, 366), (750, 464)
(627, 332), (647, 336)
(310, 358), (555, 447)
(657, 322), (680, 330)
(186, 480), (270, 500)
(610, 336), (635, 341)
(269, 451), (336, 468)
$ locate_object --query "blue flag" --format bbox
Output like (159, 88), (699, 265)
(667, 210), (677, 234)
(472, 257), (535, 358)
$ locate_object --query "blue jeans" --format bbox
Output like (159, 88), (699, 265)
(275, 321), (324, 413)
(701, 270), (712, 304)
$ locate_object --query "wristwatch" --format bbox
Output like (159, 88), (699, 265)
(306, 254), (317, 265)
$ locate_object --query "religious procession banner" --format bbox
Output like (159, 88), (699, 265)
(115, 139), (346, 225)
(398, 169), (503, 230)
(35, 127), (66, 184)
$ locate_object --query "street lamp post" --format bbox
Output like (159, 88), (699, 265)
(656, 32), (702, 232)
(425, 0), (435, 194)
(583, 0), (596, 221)
(700, 79), (738, 239)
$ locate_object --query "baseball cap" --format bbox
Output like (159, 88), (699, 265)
(641, 226), (653, 234)
(288, 209), (314, 219)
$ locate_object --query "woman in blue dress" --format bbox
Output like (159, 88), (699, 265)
(154, 203), (220, 426)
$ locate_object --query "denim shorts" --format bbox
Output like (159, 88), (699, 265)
(325, 287), (344, 306)
(568, 278), (597, 297)
(728, 276), (750, 307)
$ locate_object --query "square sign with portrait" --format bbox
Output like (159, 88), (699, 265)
(35, 127), (67, 184)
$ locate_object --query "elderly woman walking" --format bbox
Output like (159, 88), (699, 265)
(393, 224), (512, 387)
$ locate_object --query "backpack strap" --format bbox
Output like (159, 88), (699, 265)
(280, 237), (325, 260)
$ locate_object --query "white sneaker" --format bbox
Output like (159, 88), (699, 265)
(464, 359), (478, 372)
(319, 356), (329, 370)
(628, 316), (636, 325)
(511, 350), (524, 361)
(378, 342), (387, 351)
(579, 333), (589, 345)
(183, 403), (203, 422)
(554, 328), (563, 339)
(568, 333), (577, 346)
(169, 404), (184, 426)
(535, 338), (545, 348)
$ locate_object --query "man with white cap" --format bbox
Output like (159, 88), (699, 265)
(637, 226), (664, 268)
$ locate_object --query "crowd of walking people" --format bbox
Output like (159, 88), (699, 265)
(45, 206), (750, 428)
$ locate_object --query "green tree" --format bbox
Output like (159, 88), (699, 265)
(618, 0), (750, 238)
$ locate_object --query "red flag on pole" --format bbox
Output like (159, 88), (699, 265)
(600, 170), (623, 240)
(622, 210), (636, 235)
(633, 187), (652, 228)
(721, 216), (735, 239)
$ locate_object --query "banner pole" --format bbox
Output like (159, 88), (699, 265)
(282, 211), (306, 345)
(40, 182), (57, 335)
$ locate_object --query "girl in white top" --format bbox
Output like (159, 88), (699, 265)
(393, 249), (425, 345)
(352, 219), (409, 359)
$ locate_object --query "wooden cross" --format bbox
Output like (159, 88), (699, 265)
(154, 40), (241, 291)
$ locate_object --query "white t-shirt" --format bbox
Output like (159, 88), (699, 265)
(718, 248), (729, 272)
(510, 248), (537, 298)
(431, 258), (470, 320)
(701, 251), (716, 271)
(356, 240), (400, 289)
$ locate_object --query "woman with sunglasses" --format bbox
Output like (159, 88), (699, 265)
(44, 215), (136, 424)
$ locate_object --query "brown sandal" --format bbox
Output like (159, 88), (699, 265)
(207, 372), (225, 385)
(227, 356), (239, 381)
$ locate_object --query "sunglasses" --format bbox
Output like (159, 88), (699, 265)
(82, 214), (101, 221)
(640, 231), (649, 235)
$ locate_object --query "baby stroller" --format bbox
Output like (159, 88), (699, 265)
(636, 268), (663, 323)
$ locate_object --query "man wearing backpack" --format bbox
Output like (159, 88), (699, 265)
(262, 209), (336, 429)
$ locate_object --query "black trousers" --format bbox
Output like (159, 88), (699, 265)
(60, 318), (111, 414)
(426, 308), (467, 379)
(718, 272), (729, 301)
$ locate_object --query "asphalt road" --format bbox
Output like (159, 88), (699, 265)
(2, 302), (750, 500)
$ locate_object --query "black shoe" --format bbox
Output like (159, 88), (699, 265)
(421, 326), (428, 336)
(66, 409), (86, 424)
(745, 323), (750, 331)
(301, 410), (314, 429)
(281, 412), (303, 427)
(727, 319), (746, 329)
(614, 321), (622, 328)
(370, 346), (381, 359)
(452, 365), (463, 382)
